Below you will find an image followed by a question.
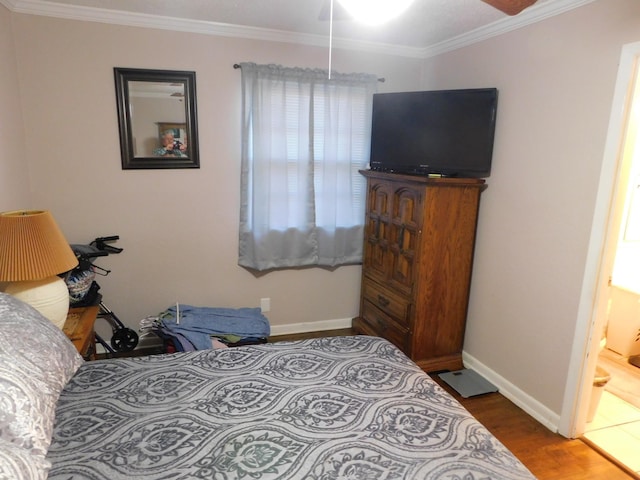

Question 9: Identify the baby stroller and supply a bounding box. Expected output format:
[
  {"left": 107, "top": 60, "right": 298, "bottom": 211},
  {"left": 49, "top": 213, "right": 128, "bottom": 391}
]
[{"left": 65, "top": 236, "right": 139, "bottom": 355}]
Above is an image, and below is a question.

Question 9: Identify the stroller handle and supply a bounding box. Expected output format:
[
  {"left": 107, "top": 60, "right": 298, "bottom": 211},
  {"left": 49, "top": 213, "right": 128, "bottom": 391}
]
[
  {"left": 71, "top": 235, "right": 122, "bottom": 274},
  {"left": 97, "top": 235, "right": 119, "bottom": 242},
  {"left": 91, "top": 236, "right": 123, "bottom": 254}
]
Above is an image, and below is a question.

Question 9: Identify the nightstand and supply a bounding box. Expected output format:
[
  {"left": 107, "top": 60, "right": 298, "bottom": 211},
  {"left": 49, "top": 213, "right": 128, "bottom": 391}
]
[{"left": 63, "top": 306, "right": 99, "bottom": 360}]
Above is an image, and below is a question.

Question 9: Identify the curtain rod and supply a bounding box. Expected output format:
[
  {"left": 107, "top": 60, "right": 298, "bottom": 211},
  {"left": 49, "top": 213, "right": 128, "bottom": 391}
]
[{"left": 233, "top": 64, "right": 385, "bottom": 82}]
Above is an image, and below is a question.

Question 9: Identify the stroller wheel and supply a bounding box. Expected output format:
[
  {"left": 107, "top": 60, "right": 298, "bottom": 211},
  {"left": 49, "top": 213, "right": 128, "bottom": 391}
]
[{"left": 111, "top": 328, "right": 139, "bottom": 352}]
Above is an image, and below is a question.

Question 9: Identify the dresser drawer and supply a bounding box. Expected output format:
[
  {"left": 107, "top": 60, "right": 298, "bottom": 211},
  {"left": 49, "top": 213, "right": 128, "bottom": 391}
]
[
  {"left": 361, "top": 301, "right": 410, "bottom": 352},
  {"left": 362, "top": 278, "right": 411, "bottom": 326}
]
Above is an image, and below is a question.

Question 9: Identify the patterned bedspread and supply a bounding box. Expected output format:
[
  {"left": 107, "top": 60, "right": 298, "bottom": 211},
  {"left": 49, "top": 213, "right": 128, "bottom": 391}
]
[{"left": 46, "top": 336, "right": 536, "bottom": 479}]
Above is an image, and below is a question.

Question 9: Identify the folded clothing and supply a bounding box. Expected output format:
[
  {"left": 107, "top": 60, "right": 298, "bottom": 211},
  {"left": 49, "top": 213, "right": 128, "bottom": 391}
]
[{"left": 157, "top": 304, "right": 270, "bottom": 350}]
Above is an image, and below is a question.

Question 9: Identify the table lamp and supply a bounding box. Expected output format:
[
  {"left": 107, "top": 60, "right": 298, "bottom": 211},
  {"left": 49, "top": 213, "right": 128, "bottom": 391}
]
[{"left": 0, "top": 210, "right": 78, "bottom": 329}]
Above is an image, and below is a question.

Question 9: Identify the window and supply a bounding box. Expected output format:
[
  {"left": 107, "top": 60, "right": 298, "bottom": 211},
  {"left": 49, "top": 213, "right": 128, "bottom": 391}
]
[{"left": 238, "top": 63, "right": 378, "bottom": 271}]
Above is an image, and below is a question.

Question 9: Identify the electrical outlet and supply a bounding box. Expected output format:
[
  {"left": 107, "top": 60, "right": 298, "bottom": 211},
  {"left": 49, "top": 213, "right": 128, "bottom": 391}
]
[{"left": 260, "top": 297, "right": 271, "bottom": 312}]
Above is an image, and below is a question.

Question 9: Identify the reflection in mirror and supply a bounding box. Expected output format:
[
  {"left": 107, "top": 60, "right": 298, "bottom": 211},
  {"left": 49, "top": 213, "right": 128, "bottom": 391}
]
[
  {"left": 114, "top": 68, "right": 199, "bottom": 169},
  {"left": 154, "top": 122, "right": 188, "bottom": 157},
  {"left": 129, "top": 81, "right": 187, "bottom": 157}
]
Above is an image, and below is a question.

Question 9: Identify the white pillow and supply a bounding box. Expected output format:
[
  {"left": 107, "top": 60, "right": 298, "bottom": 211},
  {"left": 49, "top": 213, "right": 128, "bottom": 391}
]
[
  {"left": 0, "top": 438, "right": 51, "bottom": 480},
  {"left": 0, "top": 292, "right": 83, "bottom": 455}
]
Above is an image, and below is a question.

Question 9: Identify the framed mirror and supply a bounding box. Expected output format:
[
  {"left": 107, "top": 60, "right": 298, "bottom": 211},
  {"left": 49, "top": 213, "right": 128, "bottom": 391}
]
[{"left": 114, "top": 68, "right": 199, "bottom": 169}]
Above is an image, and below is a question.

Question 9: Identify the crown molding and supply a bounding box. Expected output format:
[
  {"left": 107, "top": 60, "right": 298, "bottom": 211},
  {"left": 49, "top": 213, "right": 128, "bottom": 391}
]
[
  {"left": 3, "top": 0, "right": 595, "bottom": 59},
  {"left": 421, "top": 0, "right": 597, "bottom": 58},
  {"left": 0, "top": 0, "right": 20, "bottom": 10},
  {"left": 4, "top": 0, "right": 426, "bottom": 58}
]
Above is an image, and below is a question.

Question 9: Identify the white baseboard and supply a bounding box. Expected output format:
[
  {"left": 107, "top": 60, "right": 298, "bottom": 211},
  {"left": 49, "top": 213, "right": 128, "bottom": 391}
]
[
  {"left": 270, "top": 317, "right": 353, "bottom": 336},
  {"left": 462, "top": 351, "right": 561, "bottom": 434}
]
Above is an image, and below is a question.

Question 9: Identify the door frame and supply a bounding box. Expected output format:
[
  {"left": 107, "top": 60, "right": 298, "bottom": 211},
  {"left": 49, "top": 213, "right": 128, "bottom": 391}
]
[{"left": 559, "top": 41, "right": 640, "bottom": 438}]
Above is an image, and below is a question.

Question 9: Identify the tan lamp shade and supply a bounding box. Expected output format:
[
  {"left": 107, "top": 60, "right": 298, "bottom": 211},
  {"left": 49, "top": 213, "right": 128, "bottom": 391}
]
[{"left": 0, "top": 210, "right": 78, "bottom": 282}]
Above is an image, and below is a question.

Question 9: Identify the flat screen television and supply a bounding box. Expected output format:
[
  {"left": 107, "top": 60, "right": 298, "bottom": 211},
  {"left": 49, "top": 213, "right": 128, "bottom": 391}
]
[{"left": 369, "top": 88, "right": 498, "bottom": 178}]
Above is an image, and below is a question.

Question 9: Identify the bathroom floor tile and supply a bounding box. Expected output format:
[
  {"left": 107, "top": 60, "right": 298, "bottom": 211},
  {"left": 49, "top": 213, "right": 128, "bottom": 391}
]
[
  {"left": 586, "top": 391, "right": 640, "bottom": 431},
  {"left": 620, "top": 420, "right": 640, "bottom": 440},
  {"left": 586, "top": 391, "right": 640, "bottom": 432},
  {"left": 584, "top": 350, "right": 640, "bottom": 475},
  {"left": 583, "top": 426, "right": 640, "bottom": 473}
]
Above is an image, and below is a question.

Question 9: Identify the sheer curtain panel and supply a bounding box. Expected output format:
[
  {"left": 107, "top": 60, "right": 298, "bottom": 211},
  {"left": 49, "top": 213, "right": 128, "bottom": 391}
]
[{"left": 239, "top": 63, "right": 378, "bottom": 271}]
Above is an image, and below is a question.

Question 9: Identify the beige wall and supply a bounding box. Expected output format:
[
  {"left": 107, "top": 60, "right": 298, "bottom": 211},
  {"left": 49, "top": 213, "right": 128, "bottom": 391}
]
[
  {"left": 0, "top": 3, "right": 30, "bottom": 209},
  {"left": 9, "top": 13, "right": 422, "bottom": 334},
  {"left": 421, "top": 0, "right": 640, "bottom": 414}
]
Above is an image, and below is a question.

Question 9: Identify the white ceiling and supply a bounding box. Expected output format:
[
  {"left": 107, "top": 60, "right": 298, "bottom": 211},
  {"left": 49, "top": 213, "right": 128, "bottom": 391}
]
[{"left": 1, "top": 0, "right": 595, "bottom": 57}]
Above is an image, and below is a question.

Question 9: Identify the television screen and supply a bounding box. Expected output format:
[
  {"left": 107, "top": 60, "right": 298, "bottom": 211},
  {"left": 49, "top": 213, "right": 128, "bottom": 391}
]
[{"left": 369, "top": 88, "right": 498, "bottom": 178}]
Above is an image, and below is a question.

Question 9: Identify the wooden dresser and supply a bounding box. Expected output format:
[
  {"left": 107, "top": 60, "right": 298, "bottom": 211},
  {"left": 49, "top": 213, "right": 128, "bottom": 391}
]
[{"left": 353, "top": 170, "right": 486, "bottom": 372}]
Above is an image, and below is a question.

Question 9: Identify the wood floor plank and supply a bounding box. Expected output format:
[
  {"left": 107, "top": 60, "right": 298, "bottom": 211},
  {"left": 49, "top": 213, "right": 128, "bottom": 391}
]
[{"left": 431, "top": 375, "right": 633, "bottom": 479}]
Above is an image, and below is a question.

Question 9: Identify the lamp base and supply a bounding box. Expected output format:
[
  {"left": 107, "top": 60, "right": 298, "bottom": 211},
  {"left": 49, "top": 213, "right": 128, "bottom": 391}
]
[{"left": 5, "top": 277, "right": 69, "bottom": 329}]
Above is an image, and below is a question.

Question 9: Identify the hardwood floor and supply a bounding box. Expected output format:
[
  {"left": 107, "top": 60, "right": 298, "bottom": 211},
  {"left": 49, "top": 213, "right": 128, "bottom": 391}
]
[
  {"left": 433, "top": 376, "right": 633, "bottom": 479},
  {"left": 269, "top": 329, "right": 633, "bottom": 479}
]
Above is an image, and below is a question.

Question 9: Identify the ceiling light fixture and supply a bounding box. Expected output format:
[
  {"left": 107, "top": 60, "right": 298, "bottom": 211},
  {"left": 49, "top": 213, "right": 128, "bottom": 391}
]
[
  {"left": 336, "top": 0, "right": 415, "bottom": 25},
  {"left": 327, "top": 0, "right": 414, "bottom": 78}
]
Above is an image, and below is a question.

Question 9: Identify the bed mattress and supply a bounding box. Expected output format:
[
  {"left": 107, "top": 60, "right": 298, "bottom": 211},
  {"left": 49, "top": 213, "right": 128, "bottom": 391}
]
[{"left": 46, "top": 335, "right": 536, "bottom": 479}]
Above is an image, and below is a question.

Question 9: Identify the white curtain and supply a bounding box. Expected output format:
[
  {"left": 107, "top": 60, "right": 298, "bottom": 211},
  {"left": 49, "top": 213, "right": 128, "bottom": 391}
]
[{"left": 239, "top": 63, "right": 378, "bottom": 271}]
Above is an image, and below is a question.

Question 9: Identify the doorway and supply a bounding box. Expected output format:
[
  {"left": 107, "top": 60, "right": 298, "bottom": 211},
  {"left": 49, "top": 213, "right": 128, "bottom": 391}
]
[{"left": 571, "top": 42, "right": 640, "bottom": 475}]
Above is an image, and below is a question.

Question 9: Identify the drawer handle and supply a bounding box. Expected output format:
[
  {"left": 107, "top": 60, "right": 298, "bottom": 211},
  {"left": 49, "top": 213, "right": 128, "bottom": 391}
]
[{"left": 377, "top": 294, "right": 390, "bottom": 307}]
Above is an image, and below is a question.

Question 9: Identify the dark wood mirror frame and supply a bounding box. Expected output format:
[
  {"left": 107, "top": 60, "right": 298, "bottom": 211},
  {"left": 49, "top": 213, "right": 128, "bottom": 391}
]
[{"left": 114, "top": 67, "right": 200, "bottom": 169}]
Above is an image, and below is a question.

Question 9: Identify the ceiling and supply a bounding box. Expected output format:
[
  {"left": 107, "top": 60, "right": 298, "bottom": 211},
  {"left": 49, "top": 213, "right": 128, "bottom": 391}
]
[{"left": 1, "top": 0, "right": 594, "bottom": 57}]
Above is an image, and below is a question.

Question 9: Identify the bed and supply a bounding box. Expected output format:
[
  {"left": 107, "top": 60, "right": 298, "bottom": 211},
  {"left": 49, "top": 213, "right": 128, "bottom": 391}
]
[{"left": 0, "top": 292, "right": 537, "bottom": 479}]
